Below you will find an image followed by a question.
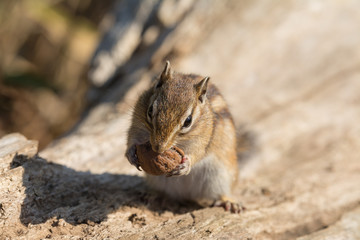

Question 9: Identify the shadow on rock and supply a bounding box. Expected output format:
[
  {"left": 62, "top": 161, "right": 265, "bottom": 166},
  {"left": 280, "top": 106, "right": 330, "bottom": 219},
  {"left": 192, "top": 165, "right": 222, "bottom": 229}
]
[{"left": 11, "top": 154, "right": 201, "bottom": 226}]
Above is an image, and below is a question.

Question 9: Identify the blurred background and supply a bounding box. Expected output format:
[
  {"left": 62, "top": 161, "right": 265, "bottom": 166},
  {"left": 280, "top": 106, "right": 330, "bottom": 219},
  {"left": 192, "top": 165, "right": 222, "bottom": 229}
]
[
  {"left": 1, "top": 0, "right": 360, "bottom": 152},
  {"left": 0, "top": 0, "right": 115, "bottom": 149}
]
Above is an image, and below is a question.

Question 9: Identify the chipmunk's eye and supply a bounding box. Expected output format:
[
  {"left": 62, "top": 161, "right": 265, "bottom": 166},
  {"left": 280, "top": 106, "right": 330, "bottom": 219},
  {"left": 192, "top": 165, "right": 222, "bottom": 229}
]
[
  {"left": 147, "top": 105, "right": 153, "bottom": 120},
  {"left": 183, "top": 115, "right": 192, "bottom": 128}
]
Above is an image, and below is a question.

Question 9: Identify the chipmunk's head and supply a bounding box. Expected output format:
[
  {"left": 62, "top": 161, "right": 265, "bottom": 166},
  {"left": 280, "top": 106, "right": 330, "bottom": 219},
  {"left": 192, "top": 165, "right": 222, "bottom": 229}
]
[{"left": 146, "top": 61, "right": 210, "bottom": 153}]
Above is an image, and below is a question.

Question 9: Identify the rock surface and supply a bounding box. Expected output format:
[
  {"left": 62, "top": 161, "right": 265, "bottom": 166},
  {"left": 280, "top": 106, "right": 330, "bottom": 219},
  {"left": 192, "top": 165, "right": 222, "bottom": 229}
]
[{"left": 1, "top": 0, "right": 360, "bottom": 239}]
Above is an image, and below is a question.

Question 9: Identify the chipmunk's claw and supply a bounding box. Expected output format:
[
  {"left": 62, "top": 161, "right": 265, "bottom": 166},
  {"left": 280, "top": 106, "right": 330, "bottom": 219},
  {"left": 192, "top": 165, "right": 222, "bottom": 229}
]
[
  {"left": 135, "top": 163, "right": 142, "bottom": 171},
  {"left": 166, "top": 155, "right": 191, "bottom": 177},
  {"left": 212, "top": 198, "right": 246, "bottom": 214},
  {"left": 126, "top": 145, "right": 142, "bottom": 171}
]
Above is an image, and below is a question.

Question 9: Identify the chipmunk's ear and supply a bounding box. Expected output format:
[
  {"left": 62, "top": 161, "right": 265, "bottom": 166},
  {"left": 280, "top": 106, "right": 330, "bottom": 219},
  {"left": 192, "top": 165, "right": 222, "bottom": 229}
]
[
  {"left": 161, "top": 60, "right": 172, "bottom": 79},
  {"left": 195, "top": 77, "right": 210, "bottom": 103},
  {"left": 156, "top": 61, "right": 172, "bottom": 88}
]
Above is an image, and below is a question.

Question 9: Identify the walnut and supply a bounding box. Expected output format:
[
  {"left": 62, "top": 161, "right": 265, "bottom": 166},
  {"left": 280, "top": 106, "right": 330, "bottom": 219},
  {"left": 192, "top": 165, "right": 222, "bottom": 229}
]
[{"left": 136, "top": 142, "right": 184, "bottom": 175}]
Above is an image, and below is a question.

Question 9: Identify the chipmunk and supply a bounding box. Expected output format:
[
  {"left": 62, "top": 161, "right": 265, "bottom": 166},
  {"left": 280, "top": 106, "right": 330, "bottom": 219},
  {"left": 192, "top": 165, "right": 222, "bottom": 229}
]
[{"left": 125, "top": 61, "right": 242, "bottom": 213}]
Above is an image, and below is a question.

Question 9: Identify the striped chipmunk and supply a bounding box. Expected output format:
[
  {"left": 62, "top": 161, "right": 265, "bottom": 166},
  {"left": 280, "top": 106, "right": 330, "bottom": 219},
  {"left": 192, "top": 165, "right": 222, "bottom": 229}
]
[{"left": 125, "top": 61, "right": 243, "bottom": 213}]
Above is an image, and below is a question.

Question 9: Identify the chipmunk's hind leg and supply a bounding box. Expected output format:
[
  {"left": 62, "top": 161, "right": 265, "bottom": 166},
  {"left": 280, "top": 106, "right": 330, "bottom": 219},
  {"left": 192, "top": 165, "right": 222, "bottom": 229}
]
[{"left": 212, "top": 195, "right": 245, "bottom": 214}]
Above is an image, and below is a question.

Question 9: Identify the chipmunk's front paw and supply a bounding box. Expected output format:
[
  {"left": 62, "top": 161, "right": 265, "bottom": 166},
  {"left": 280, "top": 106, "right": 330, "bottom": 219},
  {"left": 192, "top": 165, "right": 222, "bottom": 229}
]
[
  {"left": 166, "top": 155, "right": 191, "bottom": 177},
  {"left": 125, "top": 145, "right": 142, "bottom": 171},
  {"left": 212, "top": 196, "right": 246, "bottom": 214}
]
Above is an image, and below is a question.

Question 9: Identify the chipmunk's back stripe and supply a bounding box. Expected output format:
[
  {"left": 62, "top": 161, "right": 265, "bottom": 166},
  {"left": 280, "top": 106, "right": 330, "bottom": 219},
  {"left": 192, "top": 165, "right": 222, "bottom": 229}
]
[
  {"left": 207, "top": 84, "right": 221, "bottom": 100},
  {"left": 215, "top": 108, "right": 232, "bottom": 121},
  {"left": 207, "top": 84, "right": 233, "bottom": 122}
]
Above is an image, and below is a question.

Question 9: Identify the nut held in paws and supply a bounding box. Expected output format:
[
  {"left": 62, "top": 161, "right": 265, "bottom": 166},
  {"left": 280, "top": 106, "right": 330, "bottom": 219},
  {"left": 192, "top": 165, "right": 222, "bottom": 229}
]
[{"left": 135, "top": 142, "right": 184, "bottom": 175}]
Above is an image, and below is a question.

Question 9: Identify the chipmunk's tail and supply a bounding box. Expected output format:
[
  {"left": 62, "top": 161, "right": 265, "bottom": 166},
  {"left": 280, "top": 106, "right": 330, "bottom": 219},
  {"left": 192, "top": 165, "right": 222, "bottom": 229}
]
[{"left": 235, "top": 125, "right": 258, "bottom": 168}]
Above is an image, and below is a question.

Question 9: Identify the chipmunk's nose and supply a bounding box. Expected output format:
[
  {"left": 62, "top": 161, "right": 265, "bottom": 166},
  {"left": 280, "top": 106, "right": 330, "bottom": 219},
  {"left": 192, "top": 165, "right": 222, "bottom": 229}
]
[
  {"left": 152, "top": 144, "right": 167, "bottom": 154},
  {"left": 150, "top": 136, "right": 170, "bottom": 154}
]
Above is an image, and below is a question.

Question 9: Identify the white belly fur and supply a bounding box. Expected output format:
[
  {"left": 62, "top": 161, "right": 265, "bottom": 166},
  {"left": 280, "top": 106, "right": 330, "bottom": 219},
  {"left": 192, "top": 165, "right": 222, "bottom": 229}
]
[{"left": 146, "top": 154, "right": 232, "bottom": 201}]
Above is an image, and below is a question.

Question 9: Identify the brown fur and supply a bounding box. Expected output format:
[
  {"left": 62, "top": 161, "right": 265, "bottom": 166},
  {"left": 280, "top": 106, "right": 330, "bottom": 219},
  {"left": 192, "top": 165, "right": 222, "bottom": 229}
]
[{"left": 126, "top": 62, "right": 239, "bottom": 211}]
